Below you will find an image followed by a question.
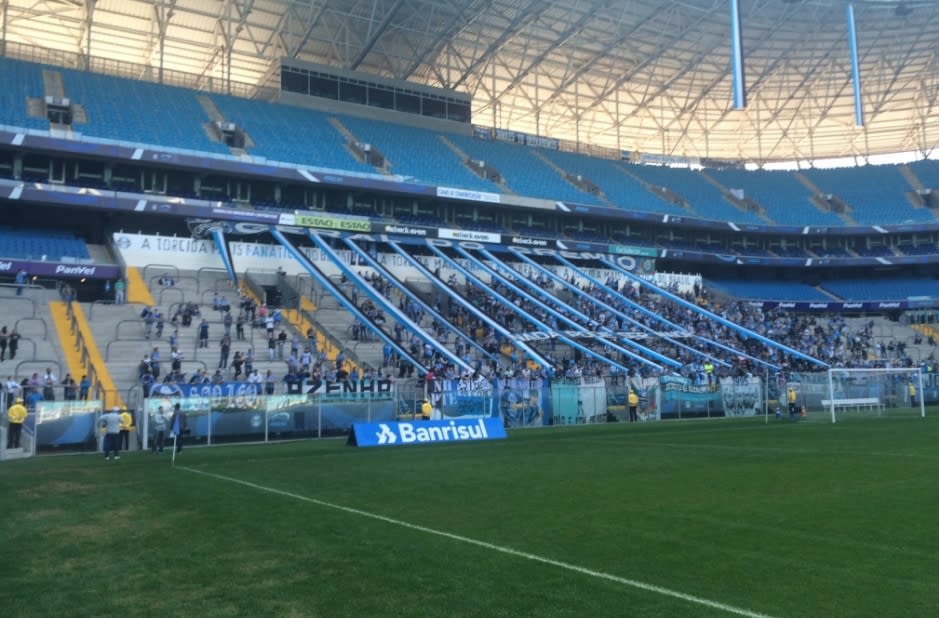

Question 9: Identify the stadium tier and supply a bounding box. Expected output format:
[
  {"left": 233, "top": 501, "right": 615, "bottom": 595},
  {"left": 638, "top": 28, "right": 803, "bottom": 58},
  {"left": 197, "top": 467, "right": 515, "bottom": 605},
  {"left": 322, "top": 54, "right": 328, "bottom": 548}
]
[
  {"left": 337, "top": 115, "right": 500, "bottom": 192},
  {"left": 802, "top": 165, "right": 937, "bottom": 225},
  {"left": 210, "top": 94, "right": 374, "bottom": 173},
  {"left": 820, "top": 277, "right": 939, "bottom": 301},
  {"left": 704, "top": 279, "right": 832, "bottom": 301},
  {"left": 537, "top": 149, "right": 684, "bottom": 214},
  {"left": 625, "top": 164, "right": 764, "bottom": 224},
  {"left": 707, "top": 168, "right": 845, "bottom": 227},
  {"left": 446, "top": 133, "right": 605, "bottom": 205},
  {"left": 0, "top": 57, "right": 47, "bottom": 131}
]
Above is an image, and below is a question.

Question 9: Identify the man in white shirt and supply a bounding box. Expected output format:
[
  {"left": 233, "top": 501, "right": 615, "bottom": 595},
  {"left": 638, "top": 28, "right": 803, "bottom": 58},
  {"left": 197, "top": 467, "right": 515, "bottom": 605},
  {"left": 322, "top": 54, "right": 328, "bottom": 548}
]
[
  {"left": 4, "top": 376, "right": 20, "bottom": 408},
  {"left": 100, "top": 406, "right": 123, "bottom": 460}
]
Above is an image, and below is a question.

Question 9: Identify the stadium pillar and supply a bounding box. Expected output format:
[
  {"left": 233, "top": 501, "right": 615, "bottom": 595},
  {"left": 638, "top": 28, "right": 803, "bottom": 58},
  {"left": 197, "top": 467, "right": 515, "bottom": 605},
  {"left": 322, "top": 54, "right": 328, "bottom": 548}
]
[
  {"left": 730, "top": 0, "right": 746, "bottom": 109},
  {"left": 847, "top": 3, "right": 864, "bottom": 126}
]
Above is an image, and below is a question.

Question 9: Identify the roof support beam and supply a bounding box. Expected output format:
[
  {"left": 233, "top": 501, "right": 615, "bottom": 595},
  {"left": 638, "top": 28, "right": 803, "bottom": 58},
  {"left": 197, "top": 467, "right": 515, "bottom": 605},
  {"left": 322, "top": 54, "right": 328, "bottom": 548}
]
[{"left": 349, "top": 0, "right": 405, "bottom": 71}]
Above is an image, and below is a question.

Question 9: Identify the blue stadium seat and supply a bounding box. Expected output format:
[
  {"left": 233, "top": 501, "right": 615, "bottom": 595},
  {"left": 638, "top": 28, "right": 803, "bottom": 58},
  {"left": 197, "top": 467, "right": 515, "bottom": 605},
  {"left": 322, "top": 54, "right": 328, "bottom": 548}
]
[
  {"left": 820, "top": 277, "right": 939, "bottom": 301},
  {"left": 0, "top": 57, "right": 50, "bottom": 130},
  {"left": 0, "top": 227, "right": 90, "bottom": 261}
]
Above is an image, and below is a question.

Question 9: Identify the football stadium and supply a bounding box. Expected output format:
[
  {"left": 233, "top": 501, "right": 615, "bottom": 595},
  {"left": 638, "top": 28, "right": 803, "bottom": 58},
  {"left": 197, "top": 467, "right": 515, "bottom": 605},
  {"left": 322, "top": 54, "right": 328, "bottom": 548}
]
[{"left": 1, "top": 0, "right": 939, "bottom": 615}]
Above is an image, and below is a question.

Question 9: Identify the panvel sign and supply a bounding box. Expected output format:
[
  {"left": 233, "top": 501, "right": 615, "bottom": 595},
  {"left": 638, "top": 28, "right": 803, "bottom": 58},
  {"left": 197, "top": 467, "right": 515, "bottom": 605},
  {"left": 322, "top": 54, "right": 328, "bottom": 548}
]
[{"left": 348, "top": 417, "right": 507, "bottom": 448}]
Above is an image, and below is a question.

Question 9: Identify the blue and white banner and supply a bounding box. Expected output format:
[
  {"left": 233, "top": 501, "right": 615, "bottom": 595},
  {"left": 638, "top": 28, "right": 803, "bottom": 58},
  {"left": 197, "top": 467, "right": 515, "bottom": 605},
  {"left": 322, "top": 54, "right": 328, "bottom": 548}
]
[{"left": 349, "top": 417, "right": 507, "bottom": 448}]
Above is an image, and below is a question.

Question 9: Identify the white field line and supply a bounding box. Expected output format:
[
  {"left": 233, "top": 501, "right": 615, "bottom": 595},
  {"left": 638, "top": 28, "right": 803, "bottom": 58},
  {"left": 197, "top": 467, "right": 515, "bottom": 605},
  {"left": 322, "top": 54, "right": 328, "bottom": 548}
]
[{"left": 179, "top": 465, "right": 778, "bottom": 618}]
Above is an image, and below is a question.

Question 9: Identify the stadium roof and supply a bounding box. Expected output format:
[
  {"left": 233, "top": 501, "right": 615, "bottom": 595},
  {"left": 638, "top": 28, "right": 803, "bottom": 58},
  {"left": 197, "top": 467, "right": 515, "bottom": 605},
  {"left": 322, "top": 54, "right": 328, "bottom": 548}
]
[{"left": 3, "top": 0, "right": 939, "bottom": 164}]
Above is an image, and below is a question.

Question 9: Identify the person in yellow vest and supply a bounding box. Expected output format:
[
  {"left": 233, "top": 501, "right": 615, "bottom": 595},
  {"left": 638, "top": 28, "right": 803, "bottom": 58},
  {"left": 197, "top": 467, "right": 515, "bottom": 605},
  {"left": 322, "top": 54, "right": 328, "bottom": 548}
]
[
  {"left": 420, "top": 399, "right": 433, "bottom": 420},
  {"left": 787, "top": 386, "right": 798, "bottom": 421},
  {"left": 703, "top": 361, "right": 714, "bottom": 390},
  {"left": 6, "top": 397, "right": 27, "bottom": 449},
  {"left": 119, "top": 409, "right": 134, "bottom": 451},
  {"left": 908, "top": 382, "right": 917, "bottom": 407},
  {"left": 627, "top": 389, "right": 639, "bottom": 423}
]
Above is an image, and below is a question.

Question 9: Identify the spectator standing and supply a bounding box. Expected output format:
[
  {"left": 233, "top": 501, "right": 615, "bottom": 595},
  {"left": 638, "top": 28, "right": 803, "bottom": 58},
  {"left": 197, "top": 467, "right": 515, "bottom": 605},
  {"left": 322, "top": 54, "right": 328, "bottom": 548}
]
[
  {"left": 15, "top": 269, "right": 26, "bottom": 296},
  {"left": 198, "top": 319, "right": 210, "bottom": 348},
  {"left": 62, "top": 374, "right": 78, "bottom": 401},
  {"left": 219, "top": 334, "right": 231, "bottom": 369},
  {"left": 5, "top": 376, "right": 21, "bottom": 408},
  {"left": 267, "top": 334, "right": 276, "bottom": 361},
  {"left": 78, "top": 374, "right": 91, "bottom": 400},
  {"left": 236, "top": 313, "right": 246, "bottom": 341},
  {"left": 100, "top": 407, "right": 123, "bottom": 460},
  {"left": 151, "top": 406, "right": 168, "bottom": 454},
  {"left": 0, "top": 326, "right": 7, "bottom": 361},
  {"left": 114, "top": 279, "right": 126, "bottom": 304},
  {"left": 6, "top": 329, "right": 17, "bottom": 360}
]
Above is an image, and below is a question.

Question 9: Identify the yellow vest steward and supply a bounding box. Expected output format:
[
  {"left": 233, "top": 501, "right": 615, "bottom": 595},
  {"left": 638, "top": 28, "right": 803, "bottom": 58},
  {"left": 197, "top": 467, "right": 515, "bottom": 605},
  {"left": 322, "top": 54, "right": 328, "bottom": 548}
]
[
  {"left": 628, "top": 392, "right": 639, "bottom": 406},
  {"left": 119, "top": 411, "right": 133, "bottom": 431},
  {"left": 7, "top": 403, "right": 27, "bottom": 424},
  {"left": 787, "top": 389, "right": 797, "bottom": 403}
]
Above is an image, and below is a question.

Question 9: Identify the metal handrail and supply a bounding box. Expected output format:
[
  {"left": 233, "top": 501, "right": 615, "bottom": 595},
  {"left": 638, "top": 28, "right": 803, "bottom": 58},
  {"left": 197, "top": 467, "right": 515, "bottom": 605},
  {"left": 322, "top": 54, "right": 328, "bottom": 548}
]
[
  {"left": 14, "top": 359, "right": 63, "bottom": 381},
  {"left": 1, "top": 294, "right": 37, "bottom": 318},
  {"left": 196, "top": 267, "right": 232, "bottom": 293},
  {"left": 87, "top": 299, "right": 116, "bottom": 321},
  {"left": 114, "top": 319, "right": 146, "bottom": 340},
  {"left": 6, "top": 337, "right": 37, "bottom": 363},
  {"left": 105, "top": 338, "right": 153, "bottom": 362},
  {"left": 142, "top": 263, "right": 180, "bottom": 284},
  {"left": 157, "top": 286, "right": 186, "bottom": 306},
  {"left": 13, "top": 317, "right": 48, "bottom": 340}
]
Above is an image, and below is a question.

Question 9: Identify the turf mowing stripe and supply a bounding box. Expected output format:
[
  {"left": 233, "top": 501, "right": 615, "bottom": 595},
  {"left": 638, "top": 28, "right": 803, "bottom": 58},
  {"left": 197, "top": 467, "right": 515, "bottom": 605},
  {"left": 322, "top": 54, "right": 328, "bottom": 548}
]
[{"left": 180, "top": 465, "right": 777, "bottom": 618}]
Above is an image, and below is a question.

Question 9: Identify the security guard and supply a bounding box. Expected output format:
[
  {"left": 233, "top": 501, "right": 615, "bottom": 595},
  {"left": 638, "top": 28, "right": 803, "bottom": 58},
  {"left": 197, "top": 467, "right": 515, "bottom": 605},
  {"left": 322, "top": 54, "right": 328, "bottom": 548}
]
[
  {"left": 119, "top": 408, "right": 134, "bottom": 451},
  {"left": 787, "top": 386, "right": 798, "bottom": 421},
  {"left": 420, "top": 399, "right": 433, "bottom": 420},
  {"left": 7, "top": 397, "right": 27, "bottom": 449},
  {"left": 627, "top": 389, "right": 639, "bottom": 423}
]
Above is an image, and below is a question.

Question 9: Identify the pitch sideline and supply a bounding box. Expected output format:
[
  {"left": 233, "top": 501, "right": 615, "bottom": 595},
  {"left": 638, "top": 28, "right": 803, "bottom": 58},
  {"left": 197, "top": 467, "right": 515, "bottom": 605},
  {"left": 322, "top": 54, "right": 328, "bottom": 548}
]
[{"left": 180, "top": 465, "right": 777, "bottom": 618}]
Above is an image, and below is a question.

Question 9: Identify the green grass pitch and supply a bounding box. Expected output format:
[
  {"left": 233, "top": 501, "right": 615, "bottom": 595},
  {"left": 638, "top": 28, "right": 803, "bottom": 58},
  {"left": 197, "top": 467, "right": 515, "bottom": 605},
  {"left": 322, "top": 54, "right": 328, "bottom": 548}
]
[{"left": 2, "top": 415, "right": 938, "bottom": 617}]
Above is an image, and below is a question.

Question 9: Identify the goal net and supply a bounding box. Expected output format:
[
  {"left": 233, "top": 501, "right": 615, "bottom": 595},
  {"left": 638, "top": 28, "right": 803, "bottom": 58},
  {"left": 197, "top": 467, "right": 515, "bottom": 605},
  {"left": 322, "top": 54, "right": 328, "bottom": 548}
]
[{"left": 788, "top": 368, "right": 926, "bottom": 423}]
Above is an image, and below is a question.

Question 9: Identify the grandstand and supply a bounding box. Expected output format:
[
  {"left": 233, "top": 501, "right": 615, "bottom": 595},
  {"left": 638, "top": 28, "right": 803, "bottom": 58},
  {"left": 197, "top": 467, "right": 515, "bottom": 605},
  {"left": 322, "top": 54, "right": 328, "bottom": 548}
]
[{"left": 6, "top": 2, "right": 939, "bottom": 616}]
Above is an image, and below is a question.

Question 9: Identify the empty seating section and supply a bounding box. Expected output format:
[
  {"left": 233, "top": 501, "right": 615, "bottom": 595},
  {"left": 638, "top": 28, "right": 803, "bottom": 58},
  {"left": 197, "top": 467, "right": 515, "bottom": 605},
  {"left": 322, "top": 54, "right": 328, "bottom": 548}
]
[
  {"left": 212, "top": 95, "right": 373, "bottom": 173},
  {"left": 820, "top": 278, "right": 939, "bottom": 301},
  {"left": 446, "top": 135, "right": 602, "bottom": 204},
  {"left": 0, "top": 227, "right": 90, "bottom": 261},
  {"left": 803, "top": 165, "right": 935, "bottom": 225},
  {"left": 705, "top": 279, "right": 831, "bottom": 301},
  {"left": 899, "top": 243, "right": 938, "bottom": 256},
  {"left": 709, "top": 169, "right": 843, "bottom": 226},
  {"left": 58, "top": 69, "right": 229, "bottom": 154},
  {"left": 907, "top": 160, "right": 939, "bottom": 189},
  {"left": 627, "top": 165, "right": 763, "bottom": 224},
  {"left": 0, "top": 57, "right": 47, "bottom": 130},
  {"left": 536, "top": 149, "right": 683, "bottom": 214},
  {"left": 338, "top": 116, "right": 500, "bottom": 192}
]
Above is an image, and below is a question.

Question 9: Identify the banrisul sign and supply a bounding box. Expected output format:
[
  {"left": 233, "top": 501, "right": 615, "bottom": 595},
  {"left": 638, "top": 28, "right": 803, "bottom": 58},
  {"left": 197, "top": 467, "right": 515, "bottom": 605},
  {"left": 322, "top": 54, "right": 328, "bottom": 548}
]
[{"left": 348, "top": 418, "right": 506, "bottom": 448}]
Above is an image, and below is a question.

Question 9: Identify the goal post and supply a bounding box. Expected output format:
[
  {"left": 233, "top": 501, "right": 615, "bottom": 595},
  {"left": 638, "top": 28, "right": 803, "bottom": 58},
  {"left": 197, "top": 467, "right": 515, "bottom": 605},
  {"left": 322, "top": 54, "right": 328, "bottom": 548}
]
[{"left": 790, "top": 367, "right": 926, "bottom": 423}]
